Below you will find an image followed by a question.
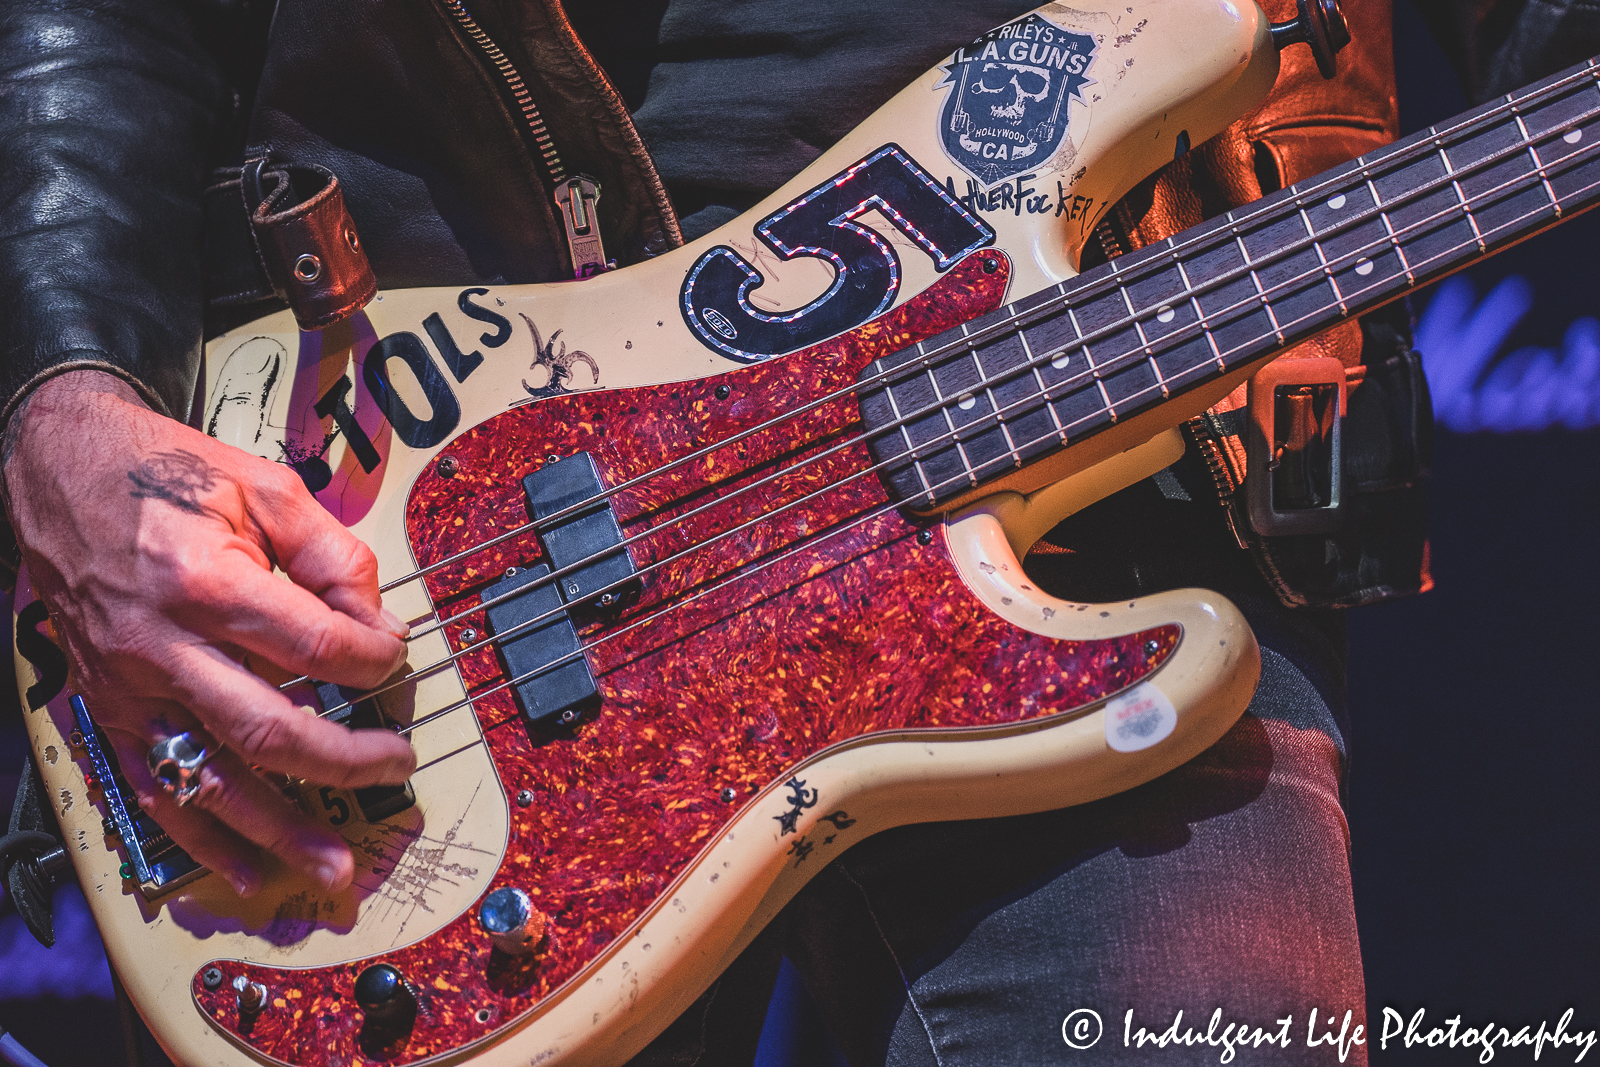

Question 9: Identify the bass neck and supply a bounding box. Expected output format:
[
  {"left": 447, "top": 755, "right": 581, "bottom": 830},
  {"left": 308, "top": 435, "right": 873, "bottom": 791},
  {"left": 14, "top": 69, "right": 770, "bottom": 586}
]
[{"left": 860, "top": 57, "right": 1600, "bottom": 509}]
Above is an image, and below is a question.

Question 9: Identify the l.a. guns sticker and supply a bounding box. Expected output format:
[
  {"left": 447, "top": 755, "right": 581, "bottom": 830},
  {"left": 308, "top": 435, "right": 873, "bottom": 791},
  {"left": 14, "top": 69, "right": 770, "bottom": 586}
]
[{"left": 938, "top": 14, "right": 1096, "bottom": 188}]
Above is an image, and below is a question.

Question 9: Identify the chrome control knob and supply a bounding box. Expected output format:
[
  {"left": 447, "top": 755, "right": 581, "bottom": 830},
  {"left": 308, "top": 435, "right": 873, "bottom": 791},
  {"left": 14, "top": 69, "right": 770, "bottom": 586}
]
[
  {"left": 232, "top": 975, "right": 269, "bottom": 1015},
  {"left": 479, "top": 886, "right": 546, "bottom": 956}
]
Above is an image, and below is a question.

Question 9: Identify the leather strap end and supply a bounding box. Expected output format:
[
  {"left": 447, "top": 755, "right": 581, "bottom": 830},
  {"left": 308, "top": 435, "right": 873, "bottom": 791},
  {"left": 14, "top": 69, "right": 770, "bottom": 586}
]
[{"left": 246, "top": 162, "right": 377, "bottom": 331}]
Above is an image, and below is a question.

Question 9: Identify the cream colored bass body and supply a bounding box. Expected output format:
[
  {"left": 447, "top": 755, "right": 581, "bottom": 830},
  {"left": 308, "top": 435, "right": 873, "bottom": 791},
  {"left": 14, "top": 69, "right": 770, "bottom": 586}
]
[{"left": 14, "top": 4, "right": 1281, "bottom": 1064}]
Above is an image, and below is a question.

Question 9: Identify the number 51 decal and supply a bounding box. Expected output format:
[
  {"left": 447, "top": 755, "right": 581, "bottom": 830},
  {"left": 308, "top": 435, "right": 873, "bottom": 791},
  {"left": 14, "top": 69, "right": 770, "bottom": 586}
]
[{"left": 681, "top": 144, "right": 994, "bottom": 363}]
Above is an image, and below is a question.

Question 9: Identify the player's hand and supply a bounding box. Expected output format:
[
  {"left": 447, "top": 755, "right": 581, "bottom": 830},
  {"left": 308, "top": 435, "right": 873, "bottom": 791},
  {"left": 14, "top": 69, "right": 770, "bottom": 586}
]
[{"left": 4, "top": 369, "right": 415, "bottom": 897}]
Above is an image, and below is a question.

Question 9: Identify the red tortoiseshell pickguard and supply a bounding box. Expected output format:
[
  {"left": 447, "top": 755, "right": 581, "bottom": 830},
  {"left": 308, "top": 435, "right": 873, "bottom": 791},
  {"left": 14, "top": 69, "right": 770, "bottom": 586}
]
[{"left": 193, "top": 253, "right": 1179, "bottom": 1066}]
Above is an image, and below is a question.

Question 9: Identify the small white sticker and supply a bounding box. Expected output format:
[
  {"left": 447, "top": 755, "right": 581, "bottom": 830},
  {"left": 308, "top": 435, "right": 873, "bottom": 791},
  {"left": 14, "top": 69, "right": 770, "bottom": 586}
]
[{"left": 1104, "top": 683, "right": 1177, "bottom": 752}]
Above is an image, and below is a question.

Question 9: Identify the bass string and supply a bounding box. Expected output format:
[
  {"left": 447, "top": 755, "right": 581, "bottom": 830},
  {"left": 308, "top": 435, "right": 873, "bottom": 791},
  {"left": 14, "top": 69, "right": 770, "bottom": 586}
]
[
  {"left": 356, "top": 63, "right": 1600, "bottom": 605},
  {"left": 376, "top": 97, "right": 1600, "bottom": 666},
  {"left": 303, "top": 116, "right": 1600, "bottom": 721},
  {"left": 386, "top": 401, "right": 1151, "bottom": 739},
  {"left": 356, "top": 64, "right": 1600, "bottom": 627},
  {"left": 334, "top": 148, "right": 1597, "bottom": 733}
]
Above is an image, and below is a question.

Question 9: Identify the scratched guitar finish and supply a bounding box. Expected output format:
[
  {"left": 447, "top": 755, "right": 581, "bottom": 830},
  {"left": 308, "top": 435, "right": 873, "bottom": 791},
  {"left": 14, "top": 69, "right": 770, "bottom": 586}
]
[
  {"left": 189, "top": 254, "right": 1181, "bottom": 1066},
  {"left": 20, "top": 0, "right": 1600, "bottom": 1061}
]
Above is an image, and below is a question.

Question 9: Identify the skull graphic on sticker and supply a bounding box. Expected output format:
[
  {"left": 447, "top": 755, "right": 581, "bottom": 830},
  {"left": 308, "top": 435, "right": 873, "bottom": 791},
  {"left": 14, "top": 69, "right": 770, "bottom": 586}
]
[{"left": 937, "top": 14, "right": 1097, "bottom": 188}]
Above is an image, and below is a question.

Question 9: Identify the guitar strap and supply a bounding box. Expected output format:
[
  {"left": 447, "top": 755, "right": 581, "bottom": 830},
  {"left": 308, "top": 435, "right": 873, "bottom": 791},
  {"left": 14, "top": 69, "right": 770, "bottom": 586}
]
[{"left": 1069, "top": 0, "right": 1434, "bottom": 609}]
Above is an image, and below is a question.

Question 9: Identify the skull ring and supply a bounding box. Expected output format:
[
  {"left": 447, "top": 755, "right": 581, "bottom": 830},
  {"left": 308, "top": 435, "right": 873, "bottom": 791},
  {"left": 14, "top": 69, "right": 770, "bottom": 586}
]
[{"left": 146, "top": 733, "right": 217, "bottom": 806}]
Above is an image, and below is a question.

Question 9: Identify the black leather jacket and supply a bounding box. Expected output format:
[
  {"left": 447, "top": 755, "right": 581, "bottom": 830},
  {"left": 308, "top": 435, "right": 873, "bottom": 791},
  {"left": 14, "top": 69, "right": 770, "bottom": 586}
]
[
  {"left": 2, "top": 0, "right": 1591, "bottom": 610},
  {"left": 0, "top": 0, "right": 683, "bottom": 428},
  {"left": 4, "top": 0, "right": 1592, "bottom": 428}
]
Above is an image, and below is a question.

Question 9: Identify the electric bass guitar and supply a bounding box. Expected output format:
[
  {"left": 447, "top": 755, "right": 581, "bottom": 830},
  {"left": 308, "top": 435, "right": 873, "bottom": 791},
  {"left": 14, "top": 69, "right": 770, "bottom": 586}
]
[{"left": 13, "top": 0, "right": 1600, "bottom": 1062}]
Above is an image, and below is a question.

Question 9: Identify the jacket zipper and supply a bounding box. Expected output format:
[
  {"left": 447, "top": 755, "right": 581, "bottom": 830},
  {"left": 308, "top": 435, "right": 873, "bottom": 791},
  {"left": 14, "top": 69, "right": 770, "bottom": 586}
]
[{"left": 438, "top": 0, "right": 611, "bottom": 278}]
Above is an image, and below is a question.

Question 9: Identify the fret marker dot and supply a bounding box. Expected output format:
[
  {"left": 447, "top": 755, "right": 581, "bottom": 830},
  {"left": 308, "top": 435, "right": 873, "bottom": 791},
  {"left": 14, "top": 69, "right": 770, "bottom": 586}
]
[
  {"left": 957, "top": 393, "right": 977, "bottom": 411},
  {"left": 1156, "top": 305, "right": 1175, "bottom": 324},
  {"left": 1051, "top": 353, "right": 1071, "bottom": 370},
  {"left": 1564, "top": 128, "right": 1583, "bottom": 144},
  {"left": 1354, "top": 257, "right": 1374, "bottom": 276},
  {"left": 1327, "top": 194, "right": 1347, "bottom": 210}
]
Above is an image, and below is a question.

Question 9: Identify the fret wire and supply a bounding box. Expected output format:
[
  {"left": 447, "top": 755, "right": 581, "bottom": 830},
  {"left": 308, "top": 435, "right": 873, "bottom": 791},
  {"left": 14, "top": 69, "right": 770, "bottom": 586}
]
[
  {"left": 911, "top": 73, "right": 1600, "bottom": 389},
  {"left": 991, "top": 388, "right": 1026, "bottom": 469},
  {"left": 1090, "top": 360, "right": 1117, "bottom": 421},
  {"left": 890, "top": 345, "right": 936, "bottom": 500},
  {"left": 943, "top": 326, "right": 979, "bottom": 473},
  {"left": 366, "top": 77, "right": 1600, "bottom": 639},
  {"left": 1120, "top": 283, "right": 1154, "bottom": 351},
  {"left": 1440, "top": 140, "right": 1490, "bottom": 254},
  {"left": 1301, "top": 205, "right": 1350, "bottom": 315},
  {"left": 1119, "top": 283, "right": 1141, "bottom": 325},
  {"left": 1064, "top": 303, "right": 1091, "bottom": 378},
  {"left": 1148, "top": 352, "right": 1172, "bottom": 399},
  {"left": 1074, "top": 303, "right": 1120, "bottom": 421},
  {"left": 1513, "top": 110, "right": 1564, "bottom": 217},
  {"left": 1440, "top": 167, "right": 1600, "bottom": 261},
  {"left": 1017, "top": 330, "right": 1070, "bottom": 443},
  {"left": 879, "top": 91, "right": 1600, "bottom": 470},
  {"left": 1119, "top": 285, "right": 1172, "bottom": 398},
  {"left": 1236, "top": 233, "right": 1289, "bottom": 343},
  {"left": 924, "top": 355, "right": 981, "bottom": 488},
  {"left": 1173, "top": 256, "right": 1227, "bottom": 372},
  {"left": 977, "top": 136, "right": 1600, "bottom": 441},
  {"left": 1365, "top": 177, "right": 1420, "bottom": 284},
  {"left": 396, "top": 158, "right": 1600, "bottom": 700},
  {"left": 919, "top": 145, "right": 1600, "bottom": 480},
  {"left": 966, "top": 324, "right": 1026, "bottom": 468}
]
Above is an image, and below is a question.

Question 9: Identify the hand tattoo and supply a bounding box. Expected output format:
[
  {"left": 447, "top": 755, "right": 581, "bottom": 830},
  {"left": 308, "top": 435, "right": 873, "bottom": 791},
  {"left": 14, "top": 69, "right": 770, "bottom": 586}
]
[{"left": 128, "top": 450, "right": 221, "bottom": 517}]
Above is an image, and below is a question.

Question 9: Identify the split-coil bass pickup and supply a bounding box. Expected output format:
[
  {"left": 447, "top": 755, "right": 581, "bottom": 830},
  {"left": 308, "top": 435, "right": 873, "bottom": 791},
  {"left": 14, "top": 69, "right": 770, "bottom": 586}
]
[
  {"left": 312, "top": 683, "right": 417, "bottom": 822},
  {"left": 485, "top": 451, "right": 639, "bottom": 729},
  {"left": 523, "top": 451, "right": 638, "bottom": 612}
]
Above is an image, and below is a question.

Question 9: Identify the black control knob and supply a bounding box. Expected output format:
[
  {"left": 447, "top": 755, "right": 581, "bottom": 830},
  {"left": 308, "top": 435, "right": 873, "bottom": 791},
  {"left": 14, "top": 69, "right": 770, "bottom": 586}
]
[
  {"left": 1269, "top": 0, "right": 1351, "bottom": 79},
  {"left": 354, "top": 964, "right": 415, "bottom": 1025}
]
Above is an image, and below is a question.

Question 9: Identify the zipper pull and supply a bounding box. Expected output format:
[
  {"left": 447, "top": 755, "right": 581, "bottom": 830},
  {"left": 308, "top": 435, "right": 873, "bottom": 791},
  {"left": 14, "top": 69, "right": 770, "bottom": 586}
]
[{"left": 555, "top": 176, "right": 612, "bottom": 279}]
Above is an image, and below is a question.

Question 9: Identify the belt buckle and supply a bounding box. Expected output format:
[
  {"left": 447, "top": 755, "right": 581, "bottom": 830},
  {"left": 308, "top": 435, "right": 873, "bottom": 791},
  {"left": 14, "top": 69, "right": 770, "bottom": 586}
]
[{"left": 1245, "top": 356, "right": 1347, "bottom": 537}]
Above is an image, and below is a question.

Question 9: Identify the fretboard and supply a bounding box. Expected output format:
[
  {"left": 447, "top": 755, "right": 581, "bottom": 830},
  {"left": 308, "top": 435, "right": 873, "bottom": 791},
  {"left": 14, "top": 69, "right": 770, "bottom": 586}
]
[{"left": 860, "top": 57, "right": 1600, "bottom": 507}]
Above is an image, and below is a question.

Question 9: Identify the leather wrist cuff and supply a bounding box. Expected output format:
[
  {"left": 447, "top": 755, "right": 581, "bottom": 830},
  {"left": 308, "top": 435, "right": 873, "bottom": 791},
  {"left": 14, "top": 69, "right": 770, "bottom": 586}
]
[{"left": 205, "top": 160, "right": 377, "bottom": 331}]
